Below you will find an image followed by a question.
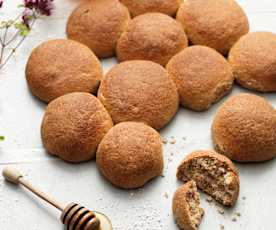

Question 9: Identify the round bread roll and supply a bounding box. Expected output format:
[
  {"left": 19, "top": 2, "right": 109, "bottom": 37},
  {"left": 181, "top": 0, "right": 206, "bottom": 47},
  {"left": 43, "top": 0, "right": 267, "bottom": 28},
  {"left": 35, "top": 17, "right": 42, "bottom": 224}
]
[
  {"left": 176, "top": 0, "right": 249, "bottom": 55},
  {"left": 172, "top": 181, "right": 204, "bottom": 230},
  {"left": 177, "top": 150, "right": 240, "bottom": 206},
  {"left": 67, "top": 0, "right": 130, "bottom": 58},
  {"left": 96, "top": 122, "right": 163, "bottom": 189},
  {"left": 120, "top": 0, "right": 181, "bottom": 17},
  {"left": 41, "top": 92, "right": 113, "bottom": 163},
  {"left": 116, "top": 13, "right": 188, "bottom": 66},
  {"left": 212, "top": 93, "right": 276, "bottom": 162},
  {"left": 166, "top": 45, "right": 234, "bottom": 111},
  {"left": 229, "top": 32, "right": 276, "bottom": 92},
  {"left": 98, "top": 60, "right": 179, "bottom": 130},
  {"left": 26, "top": 39, "right": 103, "bottom": 103}
]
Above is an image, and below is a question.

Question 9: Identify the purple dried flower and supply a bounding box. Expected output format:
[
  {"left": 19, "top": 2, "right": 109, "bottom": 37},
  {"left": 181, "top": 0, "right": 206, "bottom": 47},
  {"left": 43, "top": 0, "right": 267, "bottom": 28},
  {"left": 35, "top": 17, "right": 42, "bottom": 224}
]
[
  {"left": 24, "top": 0, "right": 54, "bottom": 16},
  {"left": 0, "top": 0, "right": 3, "bottom": 8},
  {"left": 22, "top": 8, "right": 33, "bottom": 28}
]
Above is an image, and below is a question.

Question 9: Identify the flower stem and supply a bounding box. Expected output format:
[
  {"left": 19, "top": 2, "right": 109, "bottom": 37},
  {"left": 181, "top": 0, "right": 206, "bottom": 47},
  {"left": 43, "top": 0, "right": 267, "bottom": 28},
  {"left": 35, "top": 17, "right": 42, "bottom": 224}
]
[{"left": 0, "top": 17, "right": 36, "bottom": 70}]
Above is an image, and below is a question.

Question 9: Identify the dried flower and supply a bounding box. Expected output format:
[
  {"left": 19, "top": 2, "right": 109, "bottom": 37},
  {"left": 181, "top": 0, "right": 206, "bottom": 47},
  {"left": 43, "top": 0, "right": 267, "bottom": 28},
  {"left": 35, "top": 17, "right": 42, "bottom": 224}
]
[
  {"left": 22, "top": 8, "right": 33, "bottom": 28},
  {"left": 24, "top": 0, "right": 54, "bottom": 16},
  {"left": 0, "top": 0, "right": 54, "bottom": 70}
]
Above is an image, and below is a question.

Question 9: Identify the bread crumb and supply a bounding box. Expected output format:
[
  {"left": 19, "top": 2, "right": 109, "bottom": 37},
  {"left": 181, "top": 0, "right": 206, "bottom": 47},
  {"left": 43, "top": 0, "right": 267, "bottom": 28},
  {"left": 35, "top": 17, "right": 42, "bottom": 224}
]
[
  {"left": 162, "top": 138, "right": 168, "bottom": 144},
  {"left": 205, "top": 196, "right": 213, "bottom": 203},
  {"left": 220, "top": 224, "right": 225, "bottom": 230},
  {"left": 218, "top": 208, "right": 224, "bottom": 215},
  {"left": 164, "top": 192, "right": 169, "bottom": 199},
  {"left": 169, "top": 139, "right": 176, "bottom": 144},
  {"left": 235, "top": 212, "right": 241, "bottom": 217}
]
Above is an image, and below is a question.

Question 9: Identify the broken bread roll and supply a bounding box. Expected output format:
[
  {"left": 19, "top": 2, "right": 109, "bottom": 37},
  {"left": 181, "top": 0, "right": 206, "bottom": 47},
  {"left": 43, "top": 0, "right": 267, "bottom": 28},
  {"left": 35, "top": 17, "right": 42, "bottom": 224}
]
[
  {"left": 177, "top": 150, "right": 240, "bottom": 206},
  {"left": 172, "top": 180, "right": 204, "bottom": 230}
]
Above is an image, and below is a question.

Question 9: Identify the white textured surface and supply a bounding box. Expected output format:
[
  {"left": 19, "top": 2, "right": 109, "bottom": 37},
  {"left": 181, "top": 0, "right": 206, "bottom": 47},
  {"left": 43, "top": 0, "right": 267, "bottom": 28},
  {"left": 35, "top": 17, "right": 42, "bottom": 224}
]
[{"left": 0, "top": 0, "right": 276, "bottom": 229}]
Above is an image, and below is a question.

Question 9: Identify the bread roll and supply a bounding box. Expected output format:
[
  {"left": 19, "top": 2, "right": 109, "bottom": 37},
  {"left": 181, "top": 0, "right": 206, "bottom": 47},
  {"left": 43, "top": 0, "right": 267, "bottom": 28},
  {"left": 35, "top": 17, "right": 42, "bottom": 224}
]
[
  {"left": 41, "top": 92, "right": 113, "bottom": 163},
  {"left": 26, "top": 39, "right": 103, "bottom": 102},
  {"left": 229, "top": 32, "right": 276, "bottom": 92},
  {"left": 98, "top": 60, "right": 179, "bottom": 130},
  {"left": 167, "top": 45, "right": 233, "bottom": 111},
  {"left": 67, "top": 0, "right": 130, "bottom": 58},
  {"left": 212, "top": 93, "right": 276, "bottom": 162},
  {"left": 116, "top": 13, "right": 188, "bottom": 66},
  {"left": 96, "top": 122, "right": 163, "bottom": 189},
  {"left": 176, "top": 0, "right": 249, "bottom": 55}
]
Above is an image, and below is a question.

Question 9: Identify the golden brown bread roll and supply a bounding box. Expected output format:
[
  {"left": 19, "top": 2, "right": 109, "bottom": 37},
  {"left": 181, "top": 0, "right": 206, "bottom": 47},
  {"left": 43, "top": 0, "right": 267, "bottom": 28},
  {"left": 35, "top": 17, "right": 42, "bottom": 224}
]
[
  {"left": 26, "top": 39, "right": 103, "bottom": 103},
  {"left": 177, "top": 150, "right": 240, "bottom": 206},
  {"left": 41, "top": 92, "right": 113, "bottom": 163},
  {"left": 116, "top": 12, "right": 188, "bottom": 66},
  {"left": 229, "top": 32, "right": 276, "bottom": 92},
  {"left": 120, "top": 0, "right": 181, "bottom": 17},
  {"left": 172, "top": 181, "right": 204, "bottom": 230},
  {"left": 67, "top": 0, "right": 130, "bottom": 58},
  {"left": 212, "top": 93, "right": 276, "bottom": 162},
  {"left": 98, "top": 60, "right": 179, "bottom": 130},
  {"left": 176, "top": 0, "right": 249, "bottom": 55},
  {"left": 96, "top": 122, "right": 163, "bottom": 189},
  {"left": 166, "top": 45, "right": 234, "bottom": 111}
]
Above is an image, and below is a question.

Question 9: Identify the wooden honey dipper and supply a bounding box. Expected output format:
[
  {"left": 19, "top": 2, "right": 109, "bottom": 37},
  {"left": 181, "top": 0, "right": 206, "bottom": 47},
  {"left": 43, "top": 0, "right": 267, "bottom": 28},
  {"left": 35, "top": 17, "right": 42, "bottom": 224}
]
[{"left": 2, "top": 166, "right": 112, "bottom": 230}]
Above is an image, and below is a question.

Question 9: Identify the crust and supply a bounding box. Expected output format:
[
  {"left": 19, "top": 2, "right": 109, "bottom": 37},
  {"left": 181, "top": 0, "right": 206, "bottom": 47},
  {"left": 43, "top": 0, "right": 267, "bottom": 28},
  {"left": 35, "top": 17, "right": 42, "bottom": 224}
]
[
  {"left": 116, "top": 12, "right": 188, "bottom": 66},
  {"left": 96, "top": 122, "right": 163, "bottom": 189},
  {"left": 212, "top": 93, "right": 276, "bottom": 162},
  {"left": 98, "top": 60, "right": 179, "bottom": 130},
  {"left": 176, "top": 0, "right": 249, "bottom": 55},
  {"left": 66, "top": 0, "right": 130, "bottom": 58},
  {"left": 25, "top": 39, "right": 103, "bottom": 103},
  {"left": 120, "top": 0, "right": 181, "bottom": 17},
  {"left": 41, "top": 92, "right": 113, "bottom": 163},
  {"left": 166, "top": 45, "right": 234, "bottom": 111},
  {"left": 228, "top": 32, "right": 276, "bottom": 92}
]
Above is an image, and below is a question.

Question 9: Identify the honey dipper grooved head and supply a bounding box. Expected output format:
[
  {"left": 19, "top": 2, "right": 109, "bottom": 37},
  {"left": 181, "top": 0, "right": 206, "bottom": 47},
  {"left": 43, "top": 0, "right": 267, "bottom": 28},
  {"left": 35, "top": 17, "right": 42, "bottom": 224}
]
[{"left": 61, "top": 203, "right": 101, "bottom": 230}]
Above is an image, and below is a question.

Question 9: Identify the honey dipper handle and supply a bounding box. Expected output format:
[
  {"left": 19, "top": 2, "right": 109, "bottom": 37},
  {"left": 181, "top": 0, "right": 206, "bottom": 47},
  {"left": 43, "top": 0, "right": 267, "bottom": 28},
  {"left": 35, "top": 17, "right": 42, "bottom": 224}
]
[{"left": 2, "top": 166, "right": 65, "bottom": 211}]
